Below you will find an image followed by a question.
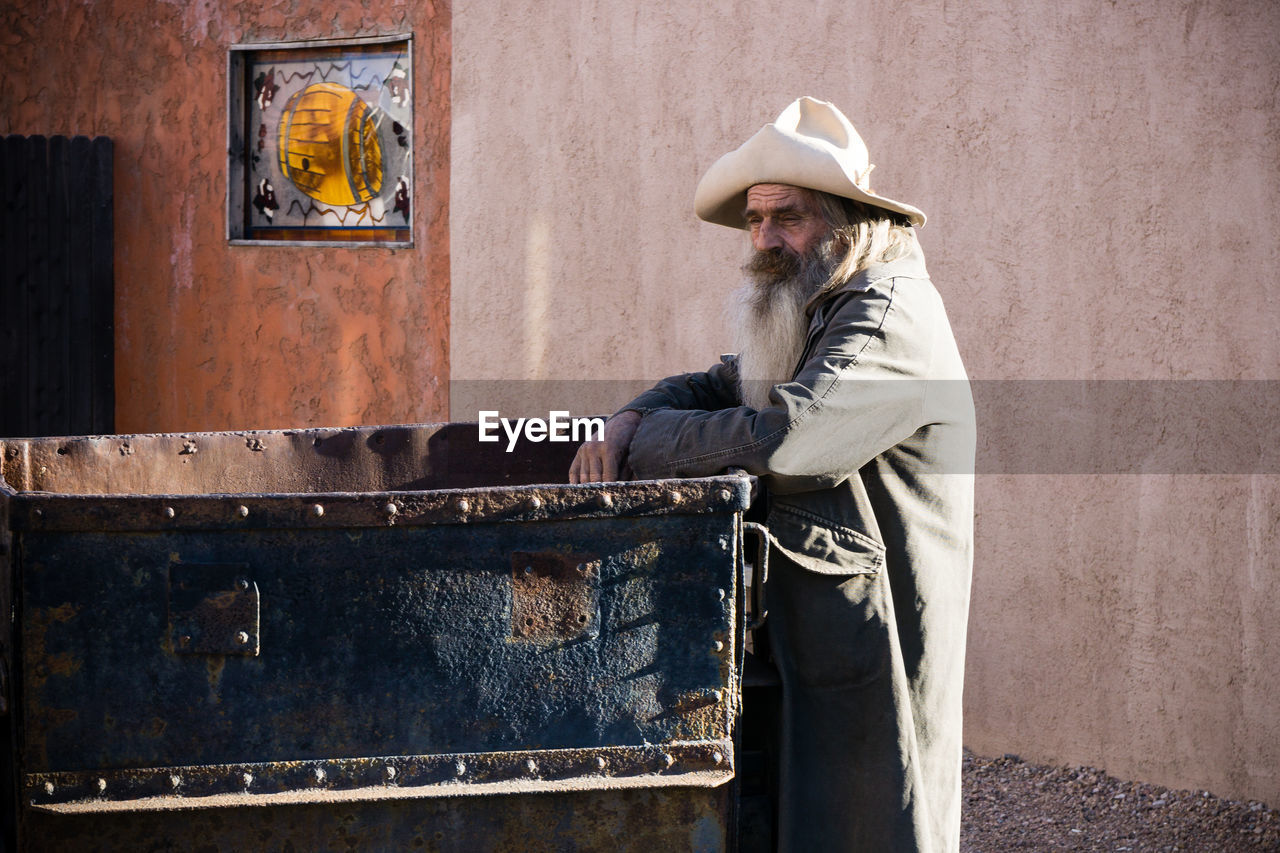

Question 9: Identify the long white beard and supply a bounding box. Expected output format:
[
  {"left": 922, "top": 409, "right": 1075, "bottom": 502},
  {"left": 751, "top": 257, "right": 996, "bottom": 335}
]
[{"left": 729, "top": 278, "right": 811, "bottom": 411}]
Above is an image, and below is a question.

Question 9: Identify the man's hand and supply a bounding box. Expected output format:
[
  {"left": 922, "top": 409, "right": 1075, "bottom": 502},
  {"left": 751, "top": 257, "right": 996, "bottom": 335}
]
[{"left": 569, "top": 410, "right": 642, "bottom": 483}]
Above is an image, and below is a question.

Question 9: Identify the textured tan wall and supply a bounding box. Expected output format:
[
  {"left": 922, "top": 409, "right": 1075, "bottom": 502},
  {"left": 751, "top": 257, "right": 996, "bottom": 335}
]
[
  {"left": 452, "top": 0, "right": 1280, "bottom": 804},
  {"left": 0, "top": 0, "right": 451, "bottom": 433}
]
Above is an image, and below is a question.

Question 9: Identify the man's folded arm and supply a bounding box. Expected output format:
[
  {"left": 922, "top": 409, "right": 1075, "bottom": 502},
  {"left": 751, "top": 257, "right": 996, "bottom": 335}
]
[{"left": 625, "top": 294, "right": 930, "bottom": 493}]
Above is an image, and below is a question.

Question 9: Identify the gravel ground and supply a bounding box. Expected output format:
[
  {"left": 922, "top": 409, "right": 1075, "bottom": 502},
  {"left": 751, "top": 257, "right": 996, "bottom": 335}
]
[{"left": 962, "top": 751, "right": 1280, "bottom": 852}]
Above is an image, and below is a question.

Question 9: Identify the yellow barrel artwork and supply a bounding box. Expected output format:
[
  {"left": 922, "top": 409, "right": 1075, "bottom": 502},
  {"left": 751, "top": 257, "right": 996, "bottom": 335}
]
[{"left": 277, "top": 82, "right": 384, "bottom": 206}]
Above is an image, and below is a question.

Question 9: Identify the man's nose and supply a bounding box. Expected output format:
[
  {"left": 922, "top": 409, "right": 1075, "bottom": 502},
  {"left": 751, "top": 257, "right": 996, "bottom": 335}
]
[{"left": 752, "top": 220, "right": 784, "bottom": 251}]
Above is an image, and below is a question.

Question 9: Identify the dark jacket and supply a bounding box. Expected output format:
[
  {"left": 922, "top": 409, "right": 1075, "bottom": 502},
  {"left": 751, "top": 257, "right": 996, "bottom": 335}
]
[{"left": 624, "top": 238, "right": 973, "bottom": 579}]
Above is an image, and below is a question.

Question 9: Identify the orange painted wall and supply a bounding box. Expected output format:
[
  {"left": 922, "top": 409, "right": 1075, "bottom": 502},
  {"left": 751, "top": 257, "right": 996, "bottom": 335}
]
[{"left": 0, "top": 0, "right": 450, "bottom": 433}]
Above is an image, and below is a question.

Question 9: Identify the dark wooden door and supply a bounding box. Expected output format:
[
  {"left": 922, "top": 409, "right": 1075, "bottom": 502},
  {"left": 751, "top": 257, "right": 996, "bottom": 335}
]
[{"left": 1, "top": 135, "right": 114, "bottom": 438}]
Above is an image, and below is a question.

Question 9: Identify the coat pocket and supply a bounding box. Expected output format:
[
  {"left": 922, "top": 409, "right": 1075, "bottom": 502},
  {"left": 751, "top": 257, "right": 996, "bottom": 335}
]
[{"left": 767, "top": 501, "right": 884, "bottom": 576}]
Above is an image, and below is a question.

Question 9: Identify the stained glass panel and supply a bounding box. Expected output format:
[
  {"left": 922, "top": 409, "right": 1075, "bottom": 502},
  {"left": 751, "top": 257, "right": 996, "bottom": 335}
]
[{"left": 228, "top": 37, "right": 412, "bottom": 246}]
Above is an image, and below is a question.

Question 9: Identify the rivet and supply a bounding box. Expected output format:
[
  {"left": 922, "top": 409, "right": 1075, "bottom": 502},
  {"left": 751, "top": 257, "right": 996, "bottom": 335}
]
[
  {"left": 236, "top": 631, "right": 250, "bottom": 645},
  {"left": 97, "top": 778, "right": 107, "bottom": 793},
  {"left": 713, "top": 640, "right": 725, "bottom": 653},
  {"left": 668, "top": 491, "right": 683, "bottom": 505},
  {"left": 170, "top": 774, "right": 182, "bottom": 789},
  {"left": 384, "top": 502, "right": 398, "bottom": 516},
  {"left": 179, "top": 635, "right": 191, "bottom": 647},
  {"left": 33, "top": 508, "right": 43, "bottom": 518},
  {"left": 712, "top": 751, "right": 724, "bottom": 765},
  {"left": 43, "top": 782, "right": 54, "bottom": 795},
  {"left": 712, "top": 690, "right": 723, "bottom": 703},
  {"left": 597, "top": 493, "right": 613, "bottom": 509},
  {"left": 385, "top": 764, "right": 397, "bottom": 780},
  {"left": 662, "top": 753, "right": 675, "bottom": 768},
  {"left": 312, "top": 503, "right": 325, "bottom": 517},
  {"left": 163, "top": 506, "right": 176, "bottom": 519},
  {"left": 717, "top": 588, "right": 726, "bottom": 601},
  {"left": 454, "top": 760, "right": 466, "bottom": 777},
  {"left": 237, "top": 505, "right": 249, "bottom": 518},
  {"left": 717, "top": 488, "right": 733, "bottom": 502},
  {"left": 314, "top": 767, "right": 326, "bottom": 783},
  {"left": 236, "top": 578, "right": 250, "bottom": 591},
  {"left": 242, "top": 772, "right": 253, "bottom": 787},
  {"left": 525, "top": 759, "right": 538, "bottom": 775},
  {"left": 595, "top": 756, "right": 607, "bottom": 771},
  {"left": 523, "top": 565, "right": 533, "bottom": 575},
  {"left": 528, "top": 496, "right": 542, "bottom": 510},
  {"left": 455, "top": 498, "right": 470, "bottom": 513}
]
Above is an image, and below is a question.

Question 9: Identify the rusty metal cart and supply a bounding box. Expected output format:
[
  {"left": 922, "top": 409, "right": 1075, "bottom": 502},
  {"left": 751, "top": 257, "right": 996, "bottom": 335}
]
[{"left": 0, "top": 422, "right": 774, "bottom": 851}]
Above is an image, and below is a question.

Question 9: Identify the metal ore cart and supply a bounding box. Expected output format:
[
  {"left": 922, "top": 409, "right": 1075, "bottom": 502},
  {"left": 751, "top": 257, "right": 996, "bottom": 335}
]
[{"left": 0, "top": 422, "right": 774, "bottom": 851}]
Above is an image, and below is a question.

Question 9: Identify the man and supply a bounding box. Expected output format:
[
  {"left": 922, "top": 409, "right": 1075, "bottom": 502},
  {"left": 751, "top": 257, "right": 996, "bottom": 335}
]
[{"left": 570, "top": 97, "right": 975, "bottom": 852}]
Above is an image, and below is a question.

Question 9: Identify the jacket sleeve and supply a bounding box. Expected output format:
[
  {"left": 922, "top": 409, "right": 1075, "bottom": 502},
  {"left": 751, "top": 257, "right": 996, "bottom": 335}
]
[
  {"left": 625, "top": 278, "right": 933, "bottom": 494},
  {"left": 619, "top": 356, "right": 743, "bottom": 415}
]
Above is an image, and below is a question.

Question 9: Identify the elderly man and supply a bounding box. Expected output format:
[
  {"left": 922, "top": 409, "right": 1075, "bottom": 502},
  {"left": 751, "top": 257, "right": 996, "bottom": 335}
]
[{"left": 570, "top": 97, "right": 974, "bottom": 852}]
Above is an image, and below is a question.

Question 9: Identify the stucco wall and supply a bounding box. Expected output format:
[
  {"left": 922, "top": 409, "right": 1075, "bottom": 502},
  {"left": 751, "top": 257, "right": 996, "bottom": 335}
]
[
  {"left": 0, "top": 0, "right": 451, "bottom": 433},
  {"left": 452, "top": 0, "right": 1280, "bottom": 805}
]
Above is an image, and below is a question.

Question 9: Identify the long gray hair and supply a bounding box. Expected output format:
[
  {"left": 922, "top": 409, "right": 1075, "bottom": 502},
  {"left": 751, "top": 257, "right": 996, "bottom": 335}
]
[{"left": 811, "top": 191, "right": 916, "bottom": 291}]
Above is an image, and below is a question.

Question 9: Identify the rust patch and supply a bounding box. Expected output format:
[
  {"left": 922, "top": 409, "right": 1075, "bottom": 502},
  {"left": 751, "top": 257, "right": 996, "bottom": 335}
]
[
  {"left": 510, "top": 551, "right": 600, "bottom": 643},
  {"left": 169, "top": 563, "right": 260, "bottom": 656}
]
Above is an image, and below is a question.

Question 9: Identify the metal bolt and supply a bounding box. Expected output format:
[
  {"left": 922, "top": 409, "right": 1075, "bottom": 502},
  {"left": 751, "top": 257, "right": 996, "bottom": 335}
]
[
  {"left": 170, "top": 774, "right": 182, "bottom": 789},
  {"left": 523, "top": 565, "right": 533, "bottom": 575},
  {"left": 712, "top": 751, "right": 724, "bottom": 765},
  {"left": 384, "top": 502, "right": 398, "bottom": 517},
  {"left": 717, "top": 588, "right": 726, "bottom": 601},
  {"left": 455, "top": 498, "right": 470, "bottom": 513},
  {"left": 237, "top": 505, "right": 249, "bottom": 518},
  {"left": 237, "top": 578, "right": 250, "bottom": 591},
  {"left": 595, "top": 756, "right": 607, "bottom": 771},
  {"left": 236, "top": 631, "right": 250, "bottom": 645},
  {"left": 242, "top": 772, "right": 253, "bottom": 788},
  {"left": 454, "top": 760, "right": 466, "bottom": 777},
  {"left": 44, "top": 782, "right": 54, "bottom": 795},
  {"left": 33, "top": 508, "right": 43, "bottom": 518},
  {"left": 312, "top": 503, "right": 325, "bottom": 517},
  {"left": 385, "top": 764, "right": 397, "bottom": 780},
  {"left": 97, "top": 778, "right": 107, "bottom": 793},
  {"left": 711, "top": 690, "right": 723, "bottom": 703},
  {"left": 528, "top": 496, "right": 542, "bottom": 510},
  {"left": 179, "top": 635, "right": 191, "bottom": 647},
  {"left": 598, "top": 493, "right": 613, "bottom": 509},
  {"left": 662, "top": 753, "right": 675, "bottom": 769},
  {"left": 314, "top": 767, "right": 326, "bottom": 783},
  {"left": 718, "top": 488, "right": 733, "bottom": 503},
  {"left": 525, "top": 759, "right": 538, "bottom": 775},
  {"left": 163, "top": 506, "right": 176, "bottom": 519},
  {"left": 668, "top": 491, "right": 683, "bottom": 505},
  {"left": 713, "top": 640, "right": 725, "bottom": 653}
]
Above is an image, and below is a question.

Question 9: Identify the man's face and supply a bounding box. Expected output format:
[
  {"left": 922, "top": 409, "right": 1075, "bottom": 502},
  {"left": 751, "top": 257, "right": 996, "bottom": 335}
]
[{"left": 744, "top": 184, "right": 830, "bottom": 257}]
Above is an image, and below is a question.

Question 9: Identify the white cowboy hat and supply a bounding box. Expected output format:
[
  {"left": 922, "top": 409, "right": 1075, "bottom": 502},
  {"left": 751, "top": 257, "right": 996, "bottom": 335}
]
[{"left": 693, "top": 96, "right": 926, "bottom": 228}]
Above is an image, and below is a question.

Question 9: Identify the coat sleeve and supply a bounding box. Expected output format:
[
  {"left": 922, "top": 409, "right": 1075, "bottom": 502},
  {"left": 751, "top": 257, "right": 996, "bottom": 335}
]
[
  {"left": 625, "top": 278, "right": 934, "bottom": 494},
  {"left": 619, "top": 356, "right": 743, "bottom": 415}
]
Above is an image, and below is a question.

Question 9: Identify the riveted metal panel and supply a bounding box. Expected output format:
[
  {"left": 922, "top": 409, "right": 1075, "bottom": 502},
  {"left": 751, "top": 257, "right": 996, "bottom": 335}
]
[{"left": 3, "top": 423, "right": 756, "bottom": 850}]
